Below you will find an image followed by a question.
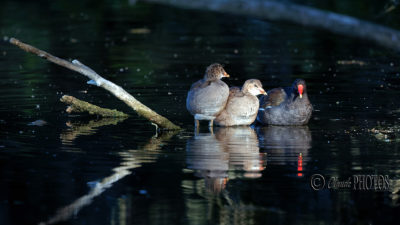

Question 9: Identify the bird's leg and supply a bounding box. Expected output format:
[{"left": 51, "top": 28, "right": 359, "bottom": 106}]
[
  {"left": 151, "top": 123, "right": 159, "bottom": 138},
  {"left": 208, "top": 119, "right": 214, "bottom": 133},
  {"left": 209, "top": 126, "right": 214, "bottom": 134},
  {"left": 194, "top": 119, "right": 199, "bottom": 128},
  {"left": 208, "top": 119, "right": 214, "bottom": 128}
]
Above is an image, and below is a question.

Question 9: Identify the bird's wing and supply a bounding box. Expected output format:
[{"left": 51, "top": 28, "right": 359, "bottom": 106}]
[
  {"left": 260, "top": 87, "right": 287, "bottom": 108},
  {"left": 189, "top": 79, "right": 205, "bottom": 90}
]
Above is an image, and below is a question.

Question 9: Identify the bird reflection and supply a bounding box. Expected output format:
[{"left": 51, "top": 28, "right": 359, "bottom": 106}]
[
  {"left": 256, "top": 126, "right": 312, "bottom": 176},
  {"left": 215, "top": 127, "right": 266, "bottom": 178},
  {"left": 186, "top": 127, "right": 267, "bottom": 194}
]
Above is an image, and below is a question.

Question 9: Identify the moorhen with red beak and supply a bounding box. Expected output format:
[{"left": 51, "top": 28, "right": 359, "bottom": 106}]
[{"left": 257, "top": 79, "right": 312, "bottom": 125}]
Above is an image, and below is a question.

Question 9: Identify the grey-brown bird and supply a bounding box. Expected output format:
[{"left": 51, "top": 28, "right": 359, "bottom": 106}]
[
  {"left": 186, "top": 63, "right": 230, "bottom": 127},
  {"left": 215, "top": 79, "right": 266, "bottom": 126}
]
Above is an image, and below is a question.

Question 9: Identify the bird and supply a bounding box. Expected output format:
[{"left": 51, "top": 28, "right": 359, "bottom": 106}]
[
  {"left": 257, "top": 79, "right": 312, "bottom": 125},
  {"left": 215, "top": 79, "right": 266, "bottom": 126},
  {"left": 186, "top": 63, "right": 230, "bottom": 128}
]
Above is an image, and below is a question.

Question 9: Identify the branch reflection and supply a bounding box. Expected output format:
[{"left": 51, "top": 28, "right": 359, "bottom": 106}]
[
  {"left": 39, "top": 121, "right": 178, "bottom": 225},
  {"left": 60, "top": 117, "right": 127, "bottom": 146}
]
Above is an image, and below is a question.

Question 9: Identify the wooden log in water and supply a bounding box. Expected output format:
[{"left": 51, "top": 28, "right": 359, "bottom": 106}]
[{"left": 60, "top": 95, "right": 129, "bottom": 118}]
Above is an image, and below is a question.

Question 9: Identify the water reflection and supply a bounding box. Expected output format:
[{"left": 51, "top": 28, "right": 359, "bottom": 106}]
[
  {"left": 391, "top": 179, "right": 400, "bottom": 206},
  {"left": 40, "top": 120, "right": 177, "bottom": 225},
  {"left": 186, "top": 127, "right": 267, "bottom": 193},
  {"left": 215, "top": 127, "right": 266, "bottom": 178},
  {"left": 257, "top": 126, "right": 311, "bottom": 176},
  {"left": 60, "top": 117, "right": 127, "bottom": 146},
  {"left": 257, "top": 126, "right": 311, "bottom": 160}
]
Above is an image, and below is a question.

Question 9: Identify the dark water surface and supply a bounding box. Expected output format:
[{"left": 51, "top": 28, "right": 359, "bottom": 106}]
[{"left": 1, "top": 1, "right": 400, "bottom": 225}]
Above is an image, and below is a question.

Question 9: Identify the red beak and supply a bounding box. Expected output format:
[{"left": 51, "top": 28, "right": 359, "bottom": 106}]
[{"left": 298, "top": 84, "right": 304, "bottom": 98}]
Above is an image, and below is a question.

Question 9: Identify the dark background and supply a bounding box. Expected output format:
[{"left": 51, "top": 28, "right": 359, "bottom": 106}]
[{"left": 0, "top": 0, "right": 399, "bottom": 224}]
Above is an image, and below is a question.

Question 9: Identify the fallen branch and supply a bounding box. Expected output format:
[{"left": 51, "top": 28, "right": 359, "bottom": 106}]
[
  {"left": 60, "top": 95, "right": 129, "bottom": 118},
  {"left": 9, "top": 38, "right": 181, "bottom": 130},
  {"left": 141, "top": 0, "right": 400, "bottom": 51}
]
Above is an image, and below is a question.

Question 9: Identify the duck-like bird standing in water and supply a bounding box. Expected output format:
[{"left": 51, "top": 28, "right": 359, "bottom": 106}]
[{"left": 186, "top": 63, "right": 230, "bottom": 128}]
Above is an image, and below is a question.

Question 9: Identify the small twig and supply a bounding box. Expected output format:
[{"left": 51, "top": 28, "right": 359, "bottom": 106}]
[
  {"left": 9, "top": 38, "right": 181, "bottom": 130},
  {"left": 60, "top": 95, "right": 129, "bottom": 118}
]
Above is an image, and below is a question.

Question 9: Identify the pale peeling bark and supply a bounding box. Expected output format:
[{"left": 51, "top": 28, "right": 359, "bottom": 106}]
[
  {"left": 9, "top": 38, "right": 181, "bottom": 130},
  {"left": 141, "top": 0, "right": 400, "bottom": 51}
]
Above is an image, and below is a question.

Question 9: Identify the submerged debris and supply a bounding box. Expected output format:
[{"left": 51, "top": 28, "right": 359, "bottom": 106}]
[
  {"left": 27, "top": 120, "right": 48, "bottom": 126},
  {"left": 369, "top": 126, "right": 400, "bottom": 142},
  {"left": 129, "top": 28, "right": 151, "bottom": 34},
  {"left": 391, "top": 109, "right": 400, "bottom": 114},
  {"left": 337, "top": 60, "right": 367, "bottom": 66}
]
